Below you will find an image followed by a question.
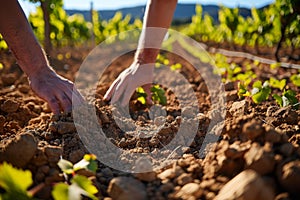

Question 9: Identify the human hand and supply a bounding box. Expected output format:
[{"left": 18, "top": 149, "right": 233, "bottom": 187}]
[
  {"left": 28, "top": 67, "right": 84, "bottom": 114},
  {"left": 104, "top": 61, "right": 154, "bottom": 106}
]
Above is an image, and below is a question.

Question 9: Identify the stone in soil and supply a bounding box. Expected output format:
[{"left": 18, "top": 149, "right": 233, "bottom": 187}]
[
  {"left": 174, "top": 182, "right": 203, "bottom": 199},
  {"left": 107, "top": 176, "right": 147, "bottom": 200},
  {"left": 244, "top": 143, "right": 275, "bottom": 175},
  {"left": 0, "top": 99, "right": 20, "bottom": 113},
  {"left": 277, "top": 160, "right": 300, "bottom": 194},
  {"left": 0, "top": 132, "right": 37, "bottom": 168},
  {"left": 215, "top": 170, "right": 275, "bottom": 200}
]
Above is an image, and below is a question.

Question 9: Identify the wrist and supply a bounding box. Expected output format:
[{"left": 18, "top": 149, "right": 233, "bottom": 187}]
[{"left": 135, "top": 48, "right": 159, "bottom": 64}]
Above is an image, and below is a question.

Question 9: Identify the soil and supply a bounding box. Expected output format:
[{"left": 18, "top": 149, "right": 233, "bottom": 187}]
[{"left": 0, "top": 44, "right": 300, "bottom": 200}]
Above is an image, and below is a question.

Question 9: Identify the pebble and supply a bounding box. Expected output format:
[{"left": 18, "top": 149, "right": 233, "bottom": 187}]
[
  {"left": 0, "top": 99, "right": 20, "bottom": 113},
  {"left": 175, "top": 183, "right": 203, "bottom": 199},
  {"left": 242, "top": 119, "right": 264, "bottom": 140},
  {"left": 277, "top": 160, "right": 300, "bottom": 194},
  {"left": 229, "top": 100, "right": 247, "bottom": 117},
  {"left": 244, "top": 143, "right": 275, "bottom": 175},
  {"left": 215, "top": 170, "right": 275, "bottom": 200},
  {"left": 0, "top": 132, "right": 37, "bottom": 168},
  {"left": 107, "top": 177, "right": 147, "bottom": 200}
]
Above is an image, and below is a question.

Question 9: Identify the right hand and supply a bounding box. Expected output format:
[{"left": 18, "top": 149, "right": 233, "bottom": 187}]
[
  {"left": 104, "top": 61, "right": 154, "bottom": 106},
  {"left": 28, "top": 67, "right": 84, "bottom": 114}
]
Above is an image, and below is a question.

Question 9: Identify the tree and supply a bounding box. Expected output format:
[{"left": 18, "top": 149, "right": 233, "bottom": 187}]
[{"left": 27, "top": 0, "right": 63, "bottom": 53}]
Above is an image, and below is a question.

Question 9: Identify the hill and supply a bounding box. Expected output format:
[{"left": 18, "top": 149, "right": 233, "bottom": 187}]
[{"left": 66, "top": 3, "right": 253, "bottom": 24}]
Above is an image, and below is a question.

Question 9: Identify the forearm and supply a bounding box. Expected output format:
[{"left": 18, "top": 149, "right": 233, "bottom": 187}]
[
  {"left": 136, "top": 0, "right": 177, "bottom": 63},
  {"left": 0, "top": 0, "right": 50, "bottom": 78}
]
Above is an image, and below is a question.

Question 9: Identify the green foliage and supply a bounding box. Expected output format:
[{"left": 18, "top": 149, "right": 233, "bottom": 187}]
[
  {"left": 251, "top": 81, "right": 271, "bottom": 104},
  {"left": 238, "top": 82, "right": 250, "bottom": 98},
  {"left": 136, "top": 85, "right": 167, "bottom": 106},
  {"left": 53, "top": 154, "right": 98, "bottom": 200},
  {"left": 269, "top": 77, "right": 286, "bottom": 90},
  {"left": 52, "top": 175, "right": 98, "bottom": 200},
  {"left": 273, "top": 89, "right": 298, "bottom": 107},
  {"left": 151, "top": 85, "right": 167, "bottom": 105},
  {"left": 0, "top": 162, "right": 34, "bottom": 200},
  {"left": 290, "top": 73, "right": 300, "bottom": 86},
  {"left": 58, "top": 154, "right": 97, "bottom": 175}
]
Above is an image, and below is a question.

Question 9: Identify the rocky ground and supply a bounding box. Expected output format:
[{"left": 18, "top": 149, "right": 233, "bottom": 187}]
[{"left": 0, "top": 46, "right": 300, "bottom": 200}]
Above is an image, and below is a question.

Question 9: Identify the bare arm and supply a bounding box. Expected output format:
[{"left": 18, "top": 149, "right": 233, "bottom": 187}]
[
  {"left": 104, "top": 0, "right": 178, "bottom": 105},
  {"left": 0, "top": 0, "right": 83, "bottom": 114}
]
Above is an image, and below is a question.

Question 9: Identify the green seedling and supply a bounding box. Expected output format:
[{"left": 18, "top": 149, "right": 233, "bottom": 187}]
[
  {"left": 273, "top": 89, "right": 299, "bottom": 108},
  {"left": 290, "top": 74, "right": 300, "bottom": 87},
  {"left": 53, "top": 154, "right": 98, "bottom": 200},
  {"left": 269, "top": 77, "right": 286, "bottom": 90},
  {"left": 251, "top": 80, "right": 271, "bottom": 104},
  {"left": 0, "top": 162, "right": 34, "bottom": 200},
  {"left": 136, "top": 85, "right": 167, "bottom": 106}
]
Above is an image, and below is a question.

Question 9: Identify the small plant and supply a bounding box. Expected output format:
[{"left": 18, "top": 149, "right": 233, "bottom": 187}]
[
  {"left": 269, "top": 77, "right": 286, "bottom": 90},
  {"left": 136, "top": 85, "right": 167, "bottom": 106},
  {"left": 273, "top": 89, "right": 299, "bottom": 108},
  {"left": 251, "top": 80, "right": 271, "bottom": 104},
  {"left": 290, "top": 74, "right": 300, "bottom": 87},
  {"left": 52, "top": 154, "right": 98, "bottom": 200},
  {"left": 0, "top": 162, "right": 35, "bottom": 200},
  {"left": 0, "top": 154, "right": 99, "bottom": 200}
]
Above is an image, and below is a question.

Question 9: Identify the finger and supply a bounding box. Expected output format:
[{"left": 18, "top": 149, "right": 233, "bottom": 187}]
[
  {"left": 111, "top": 80, "right": 128, "bottom": 105},
  {"left": 121, "top": 84, "right": 137, "bottom": 107},
  {"left": 69, "top": 86, "right": 85, "bottom": 107},
  {"left": 104, "top": 79, "right": 120, "bottom": 101},
  {"left": 142, "top": 84, "right": 153, "bottom": 105},
  {"left": 46, "top": 97, "right": 61, "bottom": 115},
  {"left": 56, "top": 92, "right": 72, "bottom": 113}
]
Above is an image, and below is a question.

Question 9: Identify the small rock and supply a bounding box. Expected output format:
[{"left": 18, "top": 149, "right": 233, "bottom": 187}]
[
  {"left": 0, "top": 99, "right": 20, "bottom": 113},
  {"left": 175, "top": 183, "right": 203, "bottom": 199},
  {"left": 44, "top": 146, "right": 62, "bottom": 164},
  {"left": 277, "top": 160, "right": 300, "bottom": 194},
  {"left": 242, "top": 119, "right": 264, "bottom": 140},
  {"left": 69, "top": 149, "right": 85, "bottom": 163},
  {"left": 57, "top": 121, "right": 76, "bottom": 134},
  {"left": 0, "top": 132, "right": 37, "bottom": 168},
  {"left": 229, "top": 100, "right": 247, "bottom": 117},
  {"left": 176, "top": 173, "right": 193, "bottom": 185},
  {"left": 224, "top": 82, "right": 235, "bottom": 91},
  {"left": 244, "top": 143, "right": 275, "bottom": 175},
  {"left": 265, "top": 127, "right": 281, "bottom": 143},
  {"left": 158, "top": 168, "right": 176, "bottom": 180},
  {"left": 215, "top": 170, "right": 275, "bottom": 200},
  {"left": 226, "top": 90, "right": 238, "bottom": 102},
  {"left": 279, "top": 143, "right": 294, "bottom": 157},
  {"left": 274, "top": 106, "right": 298, "bottom": 125},
  {"left": 107, "top": 177, "right": 147, "bottom": 200}
]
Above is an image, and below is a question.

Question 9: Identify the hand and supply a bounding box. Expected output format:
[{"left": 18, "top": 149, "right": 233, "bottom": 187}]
[
  {"left": 104, "top": 61, "right": 154, "bottom": 106},
  {"left": 28, "top": 67, "right": 84, "bottom": 114}
]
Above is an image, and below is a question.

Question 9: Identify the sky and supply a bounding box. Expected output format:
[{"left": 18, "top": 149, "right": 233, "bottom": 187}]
[{"left": 19, "top": 0, "right": 275, "bottom": 16}]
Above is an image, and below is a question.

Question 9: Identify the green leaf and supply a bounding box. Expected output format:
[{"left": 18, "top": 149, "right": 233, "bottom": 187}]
[
  {"left": 57, "top": 157, "right": 74, "bottom": 174},
  {"left": 0, "top": 162, "right": 33, "bottom": 199},
  {"left": 284, "top": 89, "right": 298, "bottom": 106},
  {"left": 52, "top": 183, "right": 69, "bottom": 200},
  {"left": 70, "top": 175, "right": 98, "bottom": 200},
  {"left": 273, "top": 94, "right": 283, "bottom": 107},
  {"left": 290, "top": 74, "right": 300, "bottom": 87},
  {"left": 252, "top": 86, "right": 271, "bottom": 104},
  {"left": 238, "top": 82, "right": 250, "bottom": 97},
  {"left": 73, "top": 154, "right": 97, "bottom": 173},
  {"left": 269, "top": 77, "right": 286, "bottom": 90},
  {"left": 151, "top": 85, "right": 167, "bottom": 105},
  {"left": 253, "top": 80, "right": 262, "bottom": 89}
]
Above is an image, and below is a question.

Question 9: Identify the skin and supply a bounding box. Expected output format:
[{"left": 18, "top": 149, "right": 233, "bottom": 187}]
[
  {"left": 0, "top": 0, "right": 84, "bottom": 114},
  {"left": 104, "top": 0, "right": 178, "bottom": 106}
]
